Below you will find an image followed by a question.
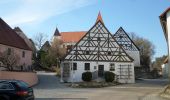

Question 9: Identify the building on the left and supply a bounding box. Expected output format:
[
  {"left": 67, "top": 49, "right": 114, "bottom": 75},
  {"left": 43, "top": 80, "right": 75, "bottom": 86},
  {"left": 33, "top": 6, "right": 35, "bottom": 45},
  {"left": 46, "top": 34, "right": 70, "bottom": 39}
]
[{"left": 0, "top": 18, "right": 33, "bottom": 70}]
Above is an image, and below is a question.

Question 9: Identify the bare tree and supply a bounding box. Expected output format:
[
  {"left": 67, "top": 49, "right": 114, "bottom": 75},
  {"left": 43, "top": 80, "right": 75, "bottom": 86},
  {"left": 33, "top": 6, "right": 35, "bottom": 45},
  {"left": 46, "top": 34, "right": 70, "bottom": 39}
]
[
  {"left": 33, "top": 33, "right": 47, "bottom": 50},
  {"left": 0, "top": 50, "right": 20, "bottom": 71},
  {"left": 128, "top": 32, "right": 155, "bottom": 71},
  {"left": 49, "top": 38, "right": 66, "bottom": 66}
]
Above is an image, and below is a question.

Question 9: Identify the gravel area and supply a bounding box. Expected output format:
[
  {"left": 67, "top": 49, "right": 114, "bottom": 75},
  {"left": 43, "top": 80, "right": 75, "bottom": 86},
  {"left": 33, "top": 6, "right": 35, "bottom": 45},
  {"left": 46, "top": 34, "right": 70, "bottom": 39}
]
[{"left": 34, "top": 72, "right": 169, "bottom": 100}]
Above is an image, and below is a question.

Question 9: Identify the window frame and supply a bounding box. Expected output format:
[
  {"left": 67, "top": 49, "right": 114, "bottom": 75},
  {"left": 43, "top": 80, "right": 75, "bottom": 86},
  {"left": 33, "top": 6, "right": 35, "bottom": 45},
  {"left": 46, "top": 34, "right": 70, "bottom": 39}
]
[
  {"left": 73, "top": 63, "right": 77, "bottom": 70},
  {"left": 22, "top": 51, "right": 25, "bottom": 58},
  {"left": 7, "top": 48, "right": 11, "bottom": 55},
  {"left": 110, "top": 63, "right": 115, "bottom": 71},
  {"left": 84, "top": 63, "right": 90, "bottom": 70}
]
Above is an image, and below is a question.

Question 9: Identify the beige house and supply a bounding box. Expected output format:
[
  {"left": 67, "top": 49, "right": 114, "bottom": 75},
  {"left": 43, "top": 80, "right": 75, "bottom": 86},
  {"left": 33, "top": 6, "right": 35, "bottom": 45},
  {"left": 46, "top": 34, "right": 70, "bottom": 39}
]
[{"left": 0, "top": 18, "right": 32, "bottom": 70}]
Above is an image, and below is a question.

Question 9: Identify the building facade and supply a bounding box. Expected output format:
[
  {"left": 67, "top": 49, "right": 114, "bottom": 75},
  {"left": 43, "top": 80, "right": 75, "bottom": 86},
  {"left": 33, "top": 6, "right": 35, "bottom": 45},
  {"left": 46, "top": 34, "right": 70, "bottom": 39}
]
[
  {"left": 113, "top": 27, "right": 140, "bottom": 67},
  {"left": 160, "top": 8, "right": 170, "bottom": 78},
  {"left": 60, "top": 14, "right": 135, "bottom": 83},
  {"left": 0, "top": 18, "right": 32, "bottom": 70}
]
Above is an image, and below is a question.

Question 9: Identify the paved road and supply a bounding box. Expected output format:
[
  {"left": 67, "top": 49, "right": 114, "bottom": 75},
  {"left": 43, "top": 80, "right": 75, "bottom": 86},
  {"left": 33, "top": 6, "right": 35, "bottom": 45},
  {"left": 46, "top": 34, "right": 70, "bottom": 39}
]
[{"left": 34, "top": 72, "right": 169, "bottom": 100}]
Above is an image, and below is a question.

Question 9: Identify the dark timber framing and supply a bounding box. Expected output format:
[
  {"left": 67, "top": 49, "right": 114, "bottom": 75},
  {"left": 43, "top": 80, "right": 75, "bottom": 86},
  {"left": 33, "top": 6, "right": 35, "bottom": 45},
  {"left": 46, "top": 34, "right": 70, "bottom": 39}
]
[
  {"left": 63, "top": 21, "right": 134, "bottom": 62},
  {"left": 113, "top": 27, "right": 140, "bottom": 51}
]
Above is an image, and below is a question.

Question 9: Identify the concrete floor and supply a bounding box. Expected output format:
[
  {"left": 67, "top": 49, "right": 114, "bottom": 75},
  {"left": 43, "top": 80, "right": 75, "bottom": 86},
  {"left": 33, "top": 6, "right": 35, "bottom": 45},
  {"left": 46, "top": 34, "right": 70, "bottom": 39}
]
[{"left": 34, "top": 72, "right": 169, "bottom": 100}]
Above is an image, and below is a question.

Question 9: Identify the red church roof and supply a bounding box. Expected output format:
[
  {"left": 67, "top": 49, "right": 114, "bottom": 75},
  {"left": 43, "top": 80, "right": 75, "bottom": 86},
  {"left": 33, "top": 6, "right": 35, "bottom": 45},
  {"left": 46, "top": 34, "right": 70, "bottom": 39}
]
[
  {"left": 57, "top": 12, "right": 104, "bottom": 43},
  {"left": 0, "top": 18, "right": 31, "bottom": 50},
  {"left": 60, "top": 31, "right": 86, "bottom": 43}
]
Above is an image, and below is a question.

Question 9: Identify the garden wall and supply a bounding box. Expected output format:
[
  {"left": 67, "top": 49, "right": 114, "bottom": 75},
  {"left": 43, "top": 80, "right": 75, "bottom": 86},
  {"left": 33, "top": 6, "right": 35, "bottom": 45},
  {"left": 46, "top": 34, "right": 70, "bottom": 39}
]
[{"left": 0, "top": 71, "right": 38, "bottom": 86}]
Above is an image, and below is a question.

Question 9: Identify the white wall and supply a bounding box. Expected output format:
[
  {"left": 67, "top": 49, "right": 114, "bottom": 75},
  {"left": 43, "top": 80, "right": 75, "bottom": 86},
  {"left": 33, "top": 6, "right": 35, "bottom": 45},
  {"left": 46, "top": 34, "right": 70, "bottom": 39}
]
[
  {"left": 61, "top": 61, "right": 135, "bottom": 83},
  {"left": 162, "top": 63, "right": 169, "bottom": 78},
  {"left": 115, "top": 62, "right": 135, "bottom": 83},
  {"left": 166, "top": 11, "right": 170, "bottom": 78},
  {"left": 126, "top": 50, "right": 140, "bottom": 67}
]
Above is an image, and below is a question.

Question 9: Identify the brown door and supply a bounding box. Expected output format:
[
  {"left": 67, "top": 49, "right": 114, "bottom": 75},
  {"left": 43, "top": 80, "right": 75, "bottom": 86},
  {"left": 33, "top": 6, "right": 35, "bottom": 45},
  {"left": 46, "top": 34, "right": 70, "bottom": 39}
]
[{"left": 98, "top": 65, "right": 104, "bottom": 77}]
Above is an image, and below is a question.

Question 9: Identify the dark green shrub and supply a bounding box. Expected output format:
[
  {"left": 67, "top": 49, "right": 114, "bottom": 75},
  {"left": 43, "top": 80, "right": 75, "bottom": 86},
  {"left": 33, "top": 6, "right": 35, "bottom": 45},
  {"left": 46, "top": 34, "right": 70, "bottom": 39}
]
[
  {"left": 82, "top": 72, "right": 92, "bottom": 82},
  {"left": 104, "top": 71, "right": 115, "bottom": 82}
]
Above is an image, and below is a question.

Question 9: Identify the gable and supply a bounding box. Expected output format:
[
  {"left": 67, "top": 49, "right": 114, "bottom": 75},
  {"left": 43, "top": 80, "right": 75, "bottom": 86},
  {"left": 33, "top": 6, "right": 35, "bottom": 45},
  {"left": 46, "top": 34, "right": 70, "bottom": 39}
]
[
  {"left": 113, "top": 27, "right": 139, "bottom": 51},
  {"left": 64, "top": 21, "right": 133, "bottom": 62}
]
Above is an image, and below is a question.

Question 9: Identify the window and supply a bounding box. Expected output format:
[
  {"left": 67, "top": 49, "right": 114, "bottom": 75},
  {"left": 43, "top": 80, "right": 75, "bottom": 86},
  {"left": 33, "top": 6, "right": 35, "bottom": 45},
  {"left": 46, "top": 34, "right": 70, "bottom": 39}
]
[
  {"left": 108, "top": 51, "right": 111, "bottom": 55},
  {"left": 94, "top": 66, "right": 96, "bottom": 70},
  {"left": 0, "top": 82, "right": 14, "bottom": 90},
  {"left": 97, "top": 37, "right": 101, "bottom": 41},
  {"left": 110, "top": 63, "right": 115, "bottom": 71},
  {"left": 7, "top": 48, "right": 11, "bottom": 55},
  {"left": 86, "top": 51, "right": 90, "bottom": 55},
  {"left": 73, "top": 63, "right": 77, "bottom": 70},
  {"left": 22, "top": 51, "right": 25, "bottom": 58},
  {"left": 84, "top": 63, "right": 90, "bottom": 70}
]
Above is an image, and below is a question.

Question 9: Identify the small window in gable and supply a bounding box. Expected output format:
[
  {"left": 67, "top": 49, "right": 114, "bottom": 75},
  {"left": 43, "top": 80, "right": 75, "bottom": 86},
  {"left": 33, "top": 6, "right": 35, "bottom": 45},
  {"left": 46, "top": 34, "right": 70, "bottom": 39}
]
[
  {"left": 108, "top": 51, "right": 111, "bottom": 55},
  {"left": 22, "top": 51, "right": 25, "bottom": 58},
  {"left": 85, "top": 51, "right": 90, "bottom": 55},
  {"left": 97, "top": 37, "right": 101, "bottom": 41},
  {"left": 7, "top": 48, "right": 11, "bottom": 55}
]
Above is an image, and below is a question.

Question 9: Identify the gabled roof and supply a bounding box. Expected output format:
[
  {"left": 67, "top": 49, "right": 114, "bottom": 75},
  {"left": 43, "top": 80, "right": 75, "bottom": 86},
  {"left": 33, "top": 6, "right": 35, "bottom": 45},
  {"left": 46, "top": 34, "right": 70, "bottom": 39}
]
[
  {"left": 113, "top": 27, "right": 140, "bottom": 51},
  {"left": 13, "top": 27, "right": 34, "bottom": 51},
  {"left": 0, "top": 18, "right": 31, "bottom": 50},
  {"left": 63, "top": 21, "right": 133, "bottom": 62},
  {"left": 59, "top": 12, "right": 104, "bottom": 43},
  {"left": 41, "top": 41, "right": 51, "bottom": 52},
  {"left": 159, "top": 7, "right": 170, "bottom": 41},
  {"left": 60, "top": 31, "right": 86, "bottom": 43},
  {"left": 54, "top": 27, "right": 61, "bottom": 36}
]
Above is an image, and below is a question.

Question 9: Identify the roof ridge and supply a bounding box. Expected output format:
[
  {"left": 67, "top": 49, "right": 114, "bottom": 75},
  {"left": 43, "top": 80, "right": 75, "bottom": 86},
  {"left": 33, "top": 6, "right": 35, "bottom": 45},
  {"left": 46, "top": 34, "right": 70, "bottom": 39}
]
[
  {"left": 60, "top": 31, "right": 87, "bottom": 33},
  {"left": 0, "top": 18, "right": 31, "bottom": 51}
]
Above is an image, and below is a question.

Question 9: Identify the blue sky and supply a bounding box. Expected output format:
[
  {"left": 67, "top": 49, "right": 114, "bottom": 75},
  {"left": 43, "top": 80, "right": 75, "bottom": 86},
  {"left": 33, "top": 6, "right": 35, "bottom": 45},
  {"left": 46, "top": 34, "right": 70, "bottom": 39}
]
[{"left": 0, "top": 0, "right": 170, "bottom": 60}]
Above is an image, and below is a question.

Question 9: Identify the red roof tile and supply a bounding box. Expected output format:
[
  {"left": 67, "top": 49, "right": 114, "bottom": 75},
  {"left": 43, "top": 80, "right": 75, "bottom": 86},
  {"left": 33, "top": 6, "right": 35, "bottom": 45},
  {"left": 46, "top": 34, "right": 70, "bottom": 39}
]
[
  {"left": 60, "top": 31, "right": 86, "bottom": 43},
  {"left": 160, "top": 7, "right": 170, "bottom": 17},
  {"left": 0, "top": 18, "right": 31, "bottom": 50},
  {"left": 96, "top": 12, "right": 104, "bottom": 23}
]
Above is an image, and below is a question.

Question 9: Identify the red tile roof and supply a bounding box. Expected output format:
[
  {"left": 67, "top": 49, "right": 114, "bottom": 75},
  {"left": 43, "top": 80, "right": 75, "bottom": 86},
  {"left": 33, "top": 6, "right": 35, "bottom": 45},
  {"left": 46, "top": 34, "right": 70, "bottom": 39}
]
[
  {"left": 0, "top": 18, "right": 31, "bottom": 50},
  {"left": 159, "top": 7, "right": 170, "bottom": 41},
  {"left": 60, "top": 31, "right": 86, "bottom": 43},
  {"left": 96, "top": 12, "right": 104, "bottom": 23},
  {"left": 57, "top": 12, "right": 104, "bottom": 43},
  {"left": 160, "top": 7, "right": 170, "bottom": 17}
]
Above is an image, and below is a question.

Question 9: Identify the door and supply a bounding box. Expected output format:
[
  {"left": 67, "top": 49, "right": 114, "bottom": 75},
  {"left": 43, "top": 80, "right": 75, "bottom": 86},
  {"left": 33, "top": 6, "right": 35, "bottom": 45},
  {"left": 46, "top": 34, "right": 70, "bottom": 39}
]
[{"left": 98, "top": 65, "right": 104, "bottom": 77}]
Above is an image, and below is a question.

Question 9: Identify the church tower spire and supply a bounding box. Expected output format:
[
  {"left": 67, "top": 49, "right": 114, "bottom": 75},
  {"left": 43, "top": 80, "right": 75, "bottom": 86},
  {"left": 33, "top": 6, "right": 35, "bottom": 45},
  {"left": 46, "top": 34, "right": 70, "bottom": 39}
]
[{"left": 96, "top": 12, "right": 104, "bottom": 23}]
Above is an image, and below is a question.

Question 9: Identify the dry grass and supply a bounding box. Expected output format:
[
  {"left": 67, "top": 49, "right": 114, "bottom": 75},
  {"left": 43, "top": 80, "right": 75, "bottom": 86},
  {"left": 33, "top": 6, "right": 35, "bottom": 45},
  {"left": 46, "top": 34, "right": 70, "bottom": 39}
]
[{"left": 160, "top": 85, "right": 170, "bottom": 99}]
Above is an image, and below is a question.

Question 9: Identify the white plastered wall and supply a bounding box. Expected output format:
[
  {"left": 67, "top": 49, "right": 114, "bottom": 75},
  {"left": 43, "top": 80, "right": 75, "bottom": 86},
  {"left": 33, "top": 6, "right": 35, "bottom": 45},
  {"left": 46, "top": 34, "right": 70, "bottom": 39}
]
[
  {"left": 61, "top": 61, "right": 135, "bottom": 83},
  {"left": 166, "top": 11, "right": 170, "bottom": 78},
  {"left": 126, "top": 50, "right": 140, "bottom": 67}
]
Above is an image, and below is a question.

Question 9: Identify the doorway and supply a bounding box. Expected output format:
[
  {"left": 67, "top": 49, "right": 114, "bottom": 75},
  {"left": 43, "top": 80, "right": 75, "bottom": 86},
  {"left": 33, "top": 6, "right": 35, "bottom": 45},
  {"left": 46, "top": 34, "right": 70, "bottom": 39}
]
[{"left": 98, "top": 65, "right": 104, "bottom": 77}]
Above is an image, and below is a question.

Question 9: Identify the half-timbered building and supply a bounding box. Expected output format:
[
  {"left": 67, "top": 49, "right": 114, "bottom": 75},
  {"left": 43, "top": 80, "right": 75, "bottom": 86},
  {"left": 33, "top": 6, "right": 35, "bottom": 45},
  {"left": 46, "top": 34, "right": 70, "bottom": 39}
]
[
  {"left": 113, "top": 27, "right": 140, "bottom": 67},
  {"left": 61, "top": 13, "right": 135, "bottom": 83}
]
